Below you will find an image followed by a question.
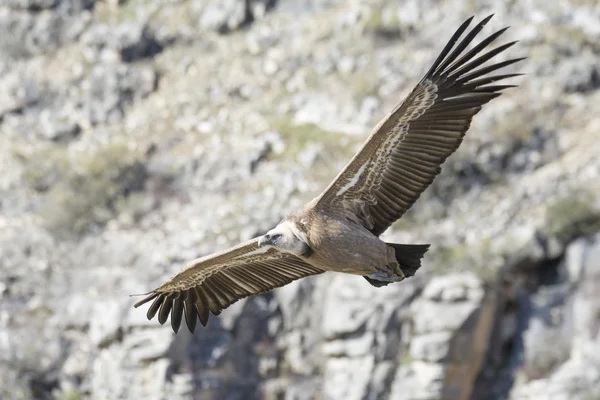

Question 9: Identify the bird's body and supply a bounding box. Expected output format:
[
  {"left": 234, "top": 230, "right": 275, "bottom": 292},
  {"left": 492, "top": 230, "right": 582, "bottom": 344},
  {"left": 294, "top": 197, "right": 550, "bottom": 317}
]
[
  {"left": 305, "top": 214, "right": 393, "bottom": 275},
  {"left": 134, "top": 15, "right": 524, "bottom": 333},
  {"left": 265, "top": 202, "right": 418, "bottom": 287},
  {"left": 282, "top": 205, "right": 398, "bottom": 276}
]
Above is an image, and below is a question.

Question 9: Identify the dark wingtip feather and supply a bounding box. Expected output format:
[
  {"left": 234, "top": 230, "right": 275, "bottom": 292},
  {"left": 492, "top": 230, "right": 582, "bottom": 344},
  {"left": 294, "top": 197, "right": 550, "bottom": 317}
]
[
  {"left": 195, "top": 288, "right": 210, "bottom": 326},
  {"left": 473, "top": 84, "right": 518, "bottom": 93},
  {"left": 183, "top": 300, "right": 197, "bottom": 333},
  {"left": 443, "top": 27, "right": 510, "bottom": 77},
  {"left": 146, "top": 295, "right": 163, "bottom": 320},
  {"left": 171, "top": 297, "right": 184, "bottom": 333},
  {"left": 447, "top": 39, "right": 518, "bottom": 81},
  {"left": 457, "top": 57, "right": 526, "bottom": 83},
  {"left": 432, "top": 14, "right": 495, "bottom": 77},
  {"left": 157, "top": 295, "right": 172, "bottom": 325},
  {"left": 463, "top": 73, "right": 524, "bottom": 89},
  {"left": 196, "top": 303, "right": 209, "bottom": 326},
  {"left": 423, "top": 15, "right": 474, "bottom": 79},
  {"left": 133, "top": 292, "right": 158, "bottom": 308}
]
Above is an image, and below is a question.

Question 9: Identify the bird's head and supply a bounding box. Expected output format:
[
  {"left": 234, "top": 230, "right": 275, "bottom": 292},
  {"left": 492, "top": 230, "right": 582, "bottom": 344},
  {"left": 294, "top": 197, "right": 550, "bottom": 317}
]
[{"left": 258, "top": 219, "right": 312, "bottom": 256}]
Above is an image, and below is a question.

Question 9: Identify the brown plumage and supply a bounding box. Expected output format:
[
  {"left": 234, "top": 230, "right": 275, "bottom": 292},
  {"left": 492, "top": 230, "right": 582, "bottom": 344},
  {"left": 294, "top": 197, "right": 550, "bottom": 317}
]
[{"left": 134, "top": 15, "right": 523, "bottom": 333}]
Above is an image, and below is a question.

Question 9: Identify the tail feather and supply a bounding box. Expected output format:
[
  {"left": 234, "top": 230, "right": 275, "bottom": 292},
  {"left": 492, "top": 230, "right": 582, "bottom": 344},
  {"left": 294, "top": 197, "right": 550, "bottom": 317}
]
[
  {"left": 388, "top": 243, "right": 430, "bottom": 277},
  {"left": 362, "top": 243, "right": 430, "bottom": 287}
]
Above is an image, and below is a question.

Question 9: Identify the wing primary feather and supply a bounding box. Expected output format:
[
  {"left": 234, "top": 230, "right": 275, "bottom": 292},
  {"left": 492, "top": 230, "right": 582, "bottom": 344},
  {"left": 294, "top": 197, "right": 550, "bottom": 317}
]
[
  {"left": 146, "top": 294, "right": 163, "bottom": 320},
  {"left": 457, "top": 57, "right": 526, "bottom": 83},
  {"left": 183, "top": 297, "right": 197, "bottom": 333},
  {"left": 435, "top": 98, "right": 497, "bottom": 109},
  {"left": 424, "top": 15, "right": 475, "bottom": 79},
  {"left": 158, "top": 294, "right": 173, "bottom": 325},
  {"left": 171, "top": 295, "right": 184, "bottom": 333},
  {"left": 133, "top": 292, "right": 159, "bottom": 308},
  {"left": 444, "top": 27, "right": 509, "bottom": 76},
  {"left": 433, "top": 14, "right": 494, "bottom": 76},
  {"left": 194, "top": 287, "right": 210, "bottom": 326},
  {"left": 463, "top": 73, "right": 523, "bottom": 89},
  {"left": 473, "top": 84, "right": 517, "bottom": 93},
  {"left": 449, "top": 41, "right": 518, "bottom": 80}
]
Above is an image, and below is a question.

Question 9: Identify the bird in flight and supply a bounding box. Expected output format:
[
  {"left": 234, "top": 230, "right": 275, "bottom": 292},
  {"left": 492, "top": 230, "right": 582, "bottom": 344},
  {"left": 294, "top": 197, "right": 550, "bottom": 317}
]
[{"left": 134, "top": 15, "right": 523, "bottom": 333}]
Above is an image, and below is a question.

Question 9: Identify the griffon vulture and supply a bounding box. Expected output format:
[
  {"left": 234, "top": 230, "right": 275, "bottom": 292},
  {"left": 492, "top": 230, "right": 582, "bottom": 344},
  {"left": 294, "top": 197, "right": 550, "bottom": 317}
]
[{"left": 134, "top": 15, "right": 523, "bottom": 333}]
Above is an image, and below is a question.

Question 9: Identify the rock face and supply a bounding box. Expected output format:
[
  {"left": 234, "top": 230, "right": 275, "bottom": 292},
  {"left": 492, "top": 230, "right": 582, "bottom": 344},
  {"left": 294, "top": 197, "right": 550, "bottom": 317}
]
[
  {"left": 1, "top": 0, "right": 600, "bottom": 399},
  {"left": 505, "top": 234, "right": 600, "bottom": 400},
  {"left": 390, "top": 273, "right": 495, "bottom": 400}
]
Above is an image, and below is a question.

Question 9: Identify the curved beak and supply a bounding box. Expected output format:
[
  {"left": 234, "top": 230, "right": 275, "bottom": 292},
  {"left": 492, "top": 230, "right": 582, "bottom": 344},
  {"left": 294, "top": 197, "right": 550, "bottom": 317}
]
[{"left": 258, "top": 234, "right": 271, "bottom": 248}]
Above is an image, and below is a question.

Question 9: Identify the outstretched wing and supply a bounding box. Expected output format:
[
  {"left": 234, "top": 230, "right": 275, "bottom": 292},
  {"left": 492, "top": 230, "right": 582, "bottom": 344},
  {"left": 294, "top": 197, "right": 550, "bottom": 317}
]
[
  {"left": 316, "top": 15, "right": 524, "bottom": 236},
  {"left": 134, "top": 239, "right": 323, "bottom": 333}
]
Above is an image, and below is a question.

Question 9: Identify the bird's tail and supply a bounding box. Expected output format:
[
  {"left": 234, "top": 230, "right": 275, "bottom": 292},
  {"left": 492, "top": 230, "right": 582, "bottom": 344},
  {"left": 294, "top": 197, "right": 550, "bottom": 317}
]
[
  {"left": 387, "top": 243, "right": 430, "bottom": 278},
  {"left": 363, "top": 243, "right": 430, "bottom": 287}
]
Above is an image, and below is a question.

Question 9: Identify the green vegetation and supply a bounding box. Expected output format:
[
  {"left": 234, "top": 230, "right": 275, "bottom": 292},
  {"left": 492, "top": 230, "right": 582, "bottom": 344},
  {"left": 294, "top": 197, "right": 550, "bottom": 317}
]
[
  {"left": 493, "top": 108, "right": 535, "bottom": 143},
  {"left": 55, "top": 388, "right": 84, "bottom": 400},
  {"left": 351, "top": 55, "right": 379, "bottom": 99},
  {"left": 17, "top": 138, "right": 149, "bottom": 236},
  {"left": 364, "top": 7, "right": 384, "bottom": 33},
  {"left": 545, "top": 192, "right": 600, "bottom": 242},
  {"left": 272, "top": 117, "right": 355, "bottom": 159},
  {"left": 304, "top": 68, "right": 322, "bottom": 89},
  {"left": 363, "top": 7, "right": 403, "bottom": 39},
  {"left": 428, "top": 237, "right": 498, "bottom": 281},
  {"left": 269, "top": 116, "right": 360, "bottom": 185},
  {"left": 95, "top": 0, "right": 141, "bottom": 25},
  {"left": 401, "top": 351, "right": 414, "bottom": 366}
]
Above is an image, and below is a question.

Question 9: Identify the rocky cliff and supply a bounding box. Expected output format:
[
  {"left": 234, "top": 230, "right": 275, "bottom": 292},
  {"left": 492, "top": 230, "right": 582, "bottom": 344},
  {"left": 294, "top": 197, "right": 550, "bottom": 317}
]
[{"left": 1, "top": 0, "right": 600, "bottom": 399}]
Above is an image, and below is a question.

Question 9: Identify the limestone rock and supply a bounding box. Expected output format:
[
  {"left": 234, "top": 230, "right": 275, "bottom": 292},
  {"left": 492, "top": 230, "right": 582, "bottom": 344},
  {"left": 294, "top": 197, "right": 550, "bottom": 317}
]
[{"left": 393, "top": 273, "right": 496, "bottom": 400}]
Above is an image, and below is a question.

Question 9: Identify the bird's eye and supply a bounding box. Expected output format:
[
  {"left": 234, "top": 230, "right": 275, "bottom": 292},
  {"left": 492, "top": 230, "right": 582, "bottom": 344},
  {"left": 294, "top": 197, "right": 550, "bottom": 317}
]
[{"left": 271, "top": 234, "right": 282, "bottom": 240}]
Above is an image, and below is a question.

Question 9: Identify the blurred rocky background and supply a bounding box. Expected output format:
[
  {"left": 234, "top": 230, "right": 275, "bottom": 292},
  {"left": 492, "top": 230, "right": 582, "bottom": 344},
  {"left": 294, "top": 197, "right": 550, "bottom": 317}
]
[{"left": 1, "top": 0, "right": 600, "bottom": 399}]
